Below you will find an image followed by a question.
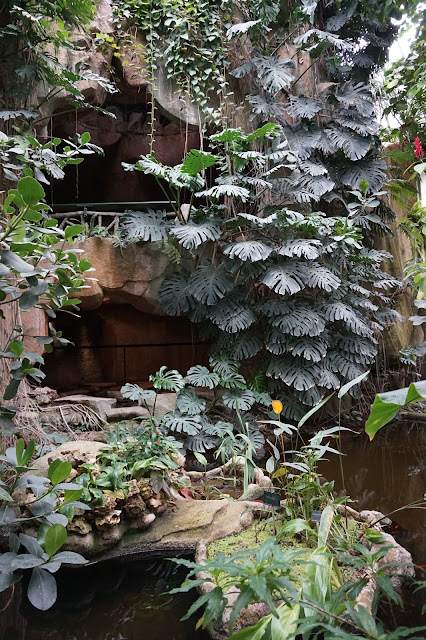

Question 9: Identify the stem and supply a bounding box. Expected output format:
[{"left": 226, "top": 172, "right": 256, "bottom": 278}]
[{"left": 297, "top": 599, "right": 378, "bottom": 639}]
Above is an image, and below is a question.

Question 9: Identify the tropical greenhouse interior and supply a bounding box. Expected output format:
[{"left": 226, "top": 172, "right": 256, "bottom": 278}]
[{"left": 1, "top": 0, "right": 426, "bottom": 638}]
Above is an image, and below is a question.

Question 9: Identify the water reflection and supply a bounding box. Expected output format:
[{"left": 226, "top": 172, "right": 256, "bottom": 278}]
[
  {"left": 319, "top": 422, "right": 426, "bottom": 563},
  {"left": 3, "top": 558, "right": 207, "bottom": 640}
]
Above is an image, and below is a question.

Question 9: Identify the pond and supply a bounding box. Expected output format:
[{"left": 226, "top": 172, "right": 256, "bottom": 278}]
[
  {"left": 2, "top": 556, "right": 208, "bottom": 640},
  {"left": 3, "top": 421, "right": 425, "bottom": 638},
  {"left": 320, "top": 420, "right": 426, "bottom": 624}
]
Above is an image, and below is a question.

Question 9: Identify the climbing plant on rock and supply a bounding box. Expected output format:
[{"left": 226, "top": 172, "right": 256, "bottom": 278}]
[{"left": 120, "top": 126, "right": 400, "bottom": 418}]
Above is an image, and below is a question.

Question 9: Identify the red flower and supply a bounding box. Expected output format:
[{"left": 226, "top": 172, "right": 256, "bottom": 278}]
[
  {"left": 414, "top": 137, "right": 424, "bottom": 158},
  {"left": 157, "top": 440, "right": 160, "bottom": 444}
]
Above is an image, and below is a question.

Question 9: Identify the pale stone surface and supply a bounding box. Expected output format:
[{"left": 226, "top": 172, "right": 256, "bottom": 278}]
[
  {"left": 145, "top": 392, "right": 177, "bottom": 418},
  {"left": 151, "top": 65, "right": 200, "bottom": 128},
  {"left": 32, "top": 440, "right": 104, "bottom": 476},
  {"left": 116, "top": 499, "right": 254, "bottom": 549},
  {"left": 72, "top": 238, "right": 173, "bottom": 315},
  {"left": 54, "top": 395, "right": 117, "bottom": 420}
]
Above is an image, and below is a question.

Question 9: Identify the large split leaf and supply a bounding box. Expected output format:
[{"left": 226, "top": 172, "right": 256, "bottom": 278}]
[{"left": 189, "top": 264, "right": 234, "bottom": 305}]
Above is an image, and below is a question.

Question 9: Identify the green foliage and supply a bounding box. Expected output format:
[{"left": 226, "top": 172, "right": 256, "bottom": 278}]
[
  {"left": 113, "top": 0, "right": 230, "bottom": 117},
  {"left": 0, "top": 439, "right": 88, "bottom": 610},
  {"left": 121, "top": 128, "right": 398, "bottom": 415},
  {"left": 0, "top": 1, "right": 116, "bottom": 114},
  {"left": 365, "top": 379, "right": 426, "bottom": 440},
  {"left": 0, "top": 171, "right": 94, "bottom": 412},
  {"left": 383, "top": 17, "right": 426, "bottom": 145},
  {"left": 171, "top": 501, "right": 423, "bottom": 639},
  {"left": 120, "top": 359, "right": 266, "bottom": 455}
]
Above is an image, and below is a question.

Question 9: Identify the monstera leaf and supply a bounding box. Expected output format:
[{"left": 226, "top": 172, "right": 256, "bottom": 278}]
[
  {"left": 296, "top": 174, "right": 335, "bottom": 199},
  {"left": 333, "top": 83, "right": 374, "bottom": 117},
  {"left": 277, "top": 239, "right": 322, "bottom": 259},
  {"left": 188, "top": 264, "right": 234, "bottom": 305},
  {"left": 120, "top": 383, "right": 155, "bottom": 405},
  {"left": 267, "top": 357, "right": 318, "bottom": 391},
  {"left": 325, "top": 126, "right": 370, "bottom": 161},
  {"left": 251, "top": 54, "right": 295, "bottom": 93},
  {"left": 285, "top": 96, "right": 323, "bottom": 119},
  {"left": 223, "top": 240, "right": 273, "bottom": 262},
  {"left": 262, "top": 300, "right": 326, "bottom": 337},
  {"left": 294, "top": 29, "right": 352, "bottom": 53},
  {"left": 185, "top": 432, "right": 218, "bottom": 453},
  {"left": 209, "top": 353, "right": 239, "bottom": 377},
  {"left": 287, "top": 336, "right": 329, "bottom": 362},
  {"left": 334, "top": 110, "right": 378, "bottom": 136},
  {"left": 170, "top": 220, "right": 222, "bottom": 250},
  {"left": 119, "top": 210, "right": 168, "bottom": 242},
  {"left": 281, "top": 125, "right": 322, "bottom": 160},
  {"left": 261, "top": 262, "right": 306, "bottom": 295},
  {"left": 162, "top": 411, "right": 201, "bottom": 435},
  {"left": 324, "top": 351, "right": 365, "bottom": 379},
  {"left": 222, "top": 388, "right": 256, "bottom": 410},
  {"left": 318, "top": 368, "right": 340, "bottom": 389},
  {"left": 176, "top": 388, "right": 206, "bottom": 415},
  {"left": 159, "top": 274, "right": 193, "bottom": 315},
  {"left": 303, "top": 265, "right": 341, "bottom": 291},
  {"left": 149, "top": 366, "right": 185, "bottom": 392},
  {"left": 181, "top": 149, "right": 218, "bottom": 176},
  {"left": 196, "top": 184, "right": 250, "bottom": 201},
  {"left": 338, "top": 159, "right": 387, "bottom": 192},
  {"left": 185, "top": 365, "right": 220, "bottom": 389},
  {"left": 337, "top": 335, "right": 377, "bottom": 364},
  {"left": 246, "top": 93, "right": 286, "bottom": 118},
  {"left": 208, "top": 300, "right": 257, "bottom": 333},
  {"left": 229, "top": 330, "right": 263, "bottom": 359}
]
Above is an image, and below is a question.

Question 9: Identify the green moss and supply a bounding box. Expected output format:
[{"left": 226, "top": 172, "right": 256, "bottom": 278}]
[{"left": 207, "top": 515, "right": 312, "bottom": 558}]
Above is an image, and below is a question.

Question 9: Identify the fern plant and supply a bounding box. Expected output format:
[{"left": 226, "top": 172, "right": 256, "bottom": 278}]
[{"left": 120, "top": 125, "right": 399, "bottom": 417}]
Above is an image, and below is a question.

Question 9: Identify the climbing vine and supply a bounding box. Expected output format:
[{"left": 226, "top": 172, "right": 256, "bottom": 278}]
[{"left": 113, "top": 0, "right": 232, "bottom": 119}]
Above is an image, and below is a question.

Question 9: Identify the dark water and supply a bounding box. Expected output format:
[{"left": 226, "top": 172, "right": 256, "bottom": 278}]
[
  {"left": 319, "top": 421, "right": 426, "bottom": 564},
  {"left": 320, "top": 421, "right": 426, "bottom": 625},
  {"left": 2, "top": 557, "right": 208, "bottom": 640}
]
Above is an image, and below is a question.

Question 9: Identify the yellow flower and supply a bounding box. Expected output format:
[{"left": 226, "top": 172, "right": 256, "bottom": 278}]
[{"left": 272, "top": 400, "right": 283, "bottom": 415}]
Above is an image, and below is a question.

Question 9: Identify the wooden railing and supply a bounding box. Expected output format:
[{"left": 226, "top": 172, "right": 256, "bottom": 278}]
[{"left": 51, "top": 202, "right": 176, "bottom": 230}]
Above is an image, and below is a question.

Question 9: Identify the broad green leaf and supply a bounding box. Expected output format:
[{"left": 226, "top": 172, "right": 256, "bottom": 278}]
[
  {"left": 27, "top": 567, "right": 57, "bottom": 610},
  {"left": 49, "top": 461, "right": 72, "bottom": 486},
  {"left": 181, "top": 149, "right": 218, "bottom": 176},
  {"left": 64, "top": 225, "right": 84, "bottom": 241},
  {"left": 17, "top": 176, "right": 45, "bottom": 207},
  {"left": 365, "top": 380, "right": 426, "bottom": 439},
  {"left": 317, "top": 505, "right": 334, "bottom": 547},
  {"left": 44, "top": 524, "right": 67, "bottom": 557},
  {"left": 193, "top": 451, "right": 208, "bottom": 468},
  {"left": 0, "top": 487, "right": 13, "bottom": 502}
]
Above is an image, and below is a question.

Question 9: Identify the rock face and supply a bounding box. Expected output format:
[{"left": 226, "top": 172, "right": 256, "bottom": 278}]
[
  {"left": 32, "top": 440, "right": 104, "bottom": 477},
  {"left": 73, "top": 238, "right": 173, "bottom": 314}
]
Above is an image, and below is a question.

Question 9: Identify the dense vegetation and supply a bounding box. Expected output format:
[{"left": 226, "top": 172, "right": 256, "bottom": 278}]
[{"left": 0, "top": 0, "right": 426, "bottom": 637}]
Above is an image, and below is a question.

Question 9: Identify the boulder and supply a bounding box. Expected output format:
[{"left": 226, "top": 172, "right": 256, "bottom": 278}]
[
  {"left": 32, "top": 440, "right": 104, "bottom": 477},
  {"left": 72, "top": 238, "right": 174, "bottom": 315},
  {"left": 67, "top": 518, "right": 93, "bottom": 536},
  {"left": 170, "top": 451, "right": 186, "bottom": 468},
  {"left": 145, "top": 392, "right": 177, "bottom": 418}
]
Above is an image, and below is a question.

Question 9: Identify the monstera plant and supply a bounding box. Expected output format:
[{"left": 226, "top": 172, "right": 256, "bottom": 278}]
[{"left": 120, "top": 124, "right": 400, "bottom": 418}]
